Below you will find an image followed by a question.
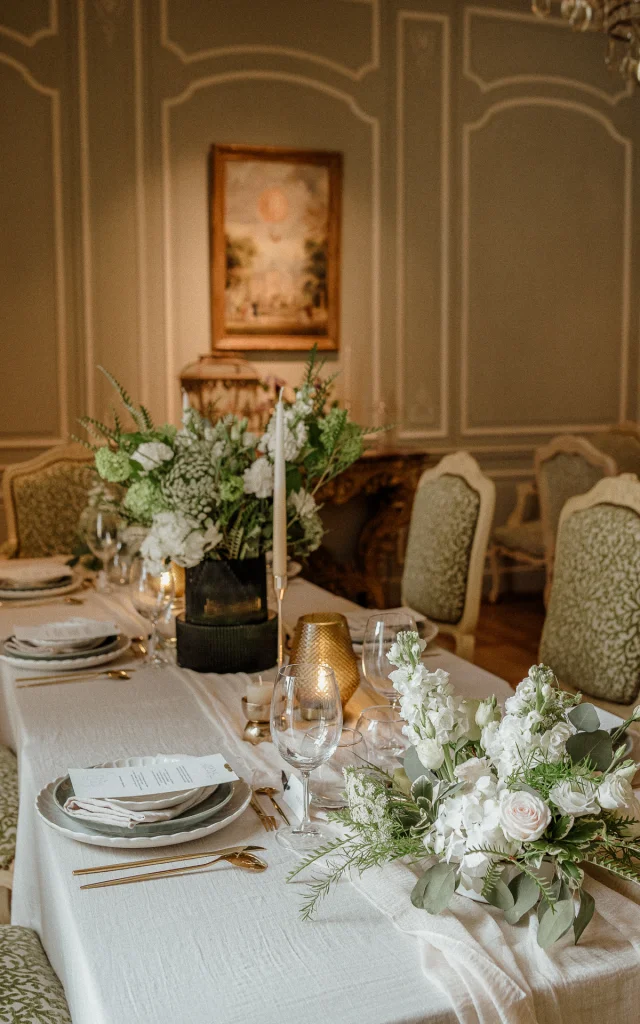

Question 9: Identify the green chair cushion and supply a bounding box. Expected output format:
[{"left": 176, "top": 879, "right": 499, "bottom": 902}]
[
  {"left": 540, "top": 503, "right": 640, "bottom": 704},
  {"left": 0, "top": 927, "right": 71, "bottom": 1023},
  {"left": 402, "top": 474, "right": 480, "bottom": 625},
  {"left": 493, "top": 520, "right": 545, "bottom": 559},
  {"left": 0, "top": 747, "right": 17, "bottom": 871},
  {"left": 12, "top": 462, "right": 97, "bottom": 558},
  {"left": 539, "top": 452, "right": 605, "bottom": 541}
]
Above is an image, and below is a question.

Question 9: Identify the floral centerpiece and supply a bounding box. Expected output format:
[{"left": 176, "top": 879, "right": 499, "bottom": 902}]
[
  {"left": 290, "top": 632, "right": 640, "bottom": 948},
  {"left": 79, "top": 351, "right": 380, "bottom": 671}
]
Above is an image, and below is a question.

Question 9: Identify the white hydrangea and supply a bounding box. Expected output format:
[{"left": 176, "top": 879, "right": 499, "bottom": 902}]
[
  {"left": 141, "top": 511, "right": 222, "bottom": 573},
  {"left": 243, "top": 457, "right": 274, "bottom": 499}
]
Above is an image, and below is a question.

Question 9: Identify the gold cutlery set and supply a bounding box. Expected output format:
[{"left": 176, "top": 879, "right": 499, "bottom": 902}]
[{"left": 74, "top": 844, "right": 268, "bottom": 890}]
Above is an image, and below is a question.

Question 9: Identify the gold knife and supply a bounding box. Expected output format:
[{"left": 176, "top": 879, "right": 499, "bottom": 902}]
[{"left": 73, "top": 844, "right": 265, "bottom": 876}]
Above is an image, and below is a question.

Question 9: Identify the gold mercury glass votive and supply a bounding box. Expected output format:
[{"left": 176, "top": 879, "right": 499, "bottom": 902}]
[{"left": 288, "top": 612, "right": 360, "bottom": 709}]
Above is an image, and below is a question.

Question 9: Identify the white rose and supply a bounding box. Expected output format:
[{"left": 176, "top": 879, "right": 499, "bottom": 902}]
[
  {"left": 549, "top": 779, "right": 600, "bottom": 817},
  {"left": 455, "top": 757, "right": 494, "bottom": 786},
  {"left": 539, "top": 721, "right": 574, "bottom": 762},
  {"left": 499, "top": 790, "right": 551, "bottom": 842},
  {"left": 132, "top": 441, "right": 174, "bottom": 472},
  {"left": 598, "top": 770, "right": 635, "bottom": 811},
  {"left": 415, "top": 738, "right": 444, "bottom": 771}
]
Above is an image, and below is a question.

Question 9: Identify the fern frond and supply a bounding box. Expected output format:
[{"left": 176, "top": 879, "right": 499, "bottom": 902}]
[
  {"left": 140, "top": 404, "right": 154, "bottom": 430},
  {"left": 98, "top": 366, "right": 145, "bottom": 429},
  {"left": 70, "top": 433, "right": 97, "bottom": 452},
  {"left": 78, "top": 416, "right": 118, "bottom": 443},
  {"left": 481, "top": 860, "right": 504, "bottom": 899}
]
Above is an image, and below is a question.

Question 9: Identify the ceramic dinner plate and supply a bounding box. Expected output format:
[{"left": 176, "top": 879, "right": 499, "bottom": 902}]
[
  {"left": 89, "top": 754, "right": 207, "bottom": 811},
  {"left": 0, "top": 572, "right": 84, "bottom": 601},
  {"left": 1, "top": 634, "right": 131, "bottom": 671},
  {"left": 53, "top": 778, "right": 232, "bottom": 837},
  {"left": 3, "top": 635, "right": 119, "bottom": 661},
  {"left": 36, "top": 777, "right": 251, "bottom": 848}
]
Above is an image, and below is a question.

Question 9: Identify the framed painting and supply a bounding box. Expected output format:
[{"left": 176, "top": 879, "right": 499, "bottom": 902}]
[{"left": 210, "top": 144, "right": 342, "bottom": 352}]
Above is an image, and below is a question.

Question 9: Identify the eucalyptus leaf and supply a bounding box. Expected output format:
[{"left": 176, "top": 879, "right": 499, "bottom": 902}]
[
  {"left": 422, "top": 863, "right": 458, "bottom": 914},
  {"left": 568, "top": 703, "right": 601, "bottom": 733},
  {"left": 573, "top": 888, "right": 595, "bottom": 944},
  {"left": 411, "top": 776, "right": 434, "bottom": 804},
  {"left": 504, "top": 872, "right": 540, "bottom": 925},
  {"left": 566, "top": 730, "right": 614, "bottom": 771},
  {"left": 484, "top": 876, "right": 515, "bottom": 912},
  {"left": 537, "top": 898, "right": 575, "bottom": 949},
  {"left": 410, "top": 867, "right": 433, "bottom": 909}
]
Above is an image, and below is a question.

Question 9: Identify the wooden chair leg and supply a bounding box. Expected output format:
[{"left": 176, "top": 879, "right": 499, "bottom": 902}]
[
  {"left": 455, "top": 633, "right": 475, "bottom": 662},
  {"left": 0, "top": 862, "right": 13, "bottom": 925},
  {"left": 488, "top": 545, "right": 501, "bottom": 604}
]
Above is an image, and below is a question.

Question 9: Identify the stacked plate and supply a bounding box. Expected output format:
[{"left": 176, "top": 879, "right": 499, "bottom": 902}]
[
  {"left": 36, "top": 755, "right": 252, "bottom": 849},
  {"left": 0, "top": 561, "right": 83, "bottom": 601},
  {"left": 1, "top": 618, "right": 131, "bottom": 671},
  {"left": 347, "top": 608, "right": 439, "bottom": 653}
]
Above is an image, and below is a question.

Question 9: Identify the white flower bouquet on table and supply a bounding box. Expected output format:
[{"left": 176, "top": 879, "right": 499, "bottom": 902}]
[
  {"left": 290, "top": 631, "right": 640, "bottom": 948},
  {"left": 78, "top": 350, "right": 379, "bottom": 570}
]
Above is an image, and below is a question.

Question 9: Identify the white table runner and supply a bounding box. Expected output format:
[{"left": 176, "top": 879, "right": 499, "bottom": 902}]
[{"left": 2, "top": 579, "right": 639, "bottom": 1024}]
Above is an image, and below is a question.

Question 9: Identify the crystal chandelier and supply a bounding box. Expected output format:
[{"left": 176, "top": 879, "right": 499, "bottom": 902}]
[{"left": 532, "top": 1, "right": 640, "bottom": 84}]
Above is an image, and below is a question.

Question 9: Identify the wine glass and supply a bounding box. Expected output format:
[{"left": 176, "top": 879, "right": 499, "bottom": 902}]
[
  {"left": 79, "top": 508, "right": 120, "bottom": 592},
  {"left": 309, "top": 727, "right": 366, "bottom": 808},
  {"left": 270, "top": 662, "right": 343, "bottom": 853},
  {"left": 129, "top": 561, "right": 175, "bottom": 667},
  {"left": 361, "top": 611, "right": 417, "bottom": 708},
  {"left": 110, "top": 524, "right": 145, "bottom": 586},
  {"left": 356, "top": 705, "right": 409, "bottom": 770}
]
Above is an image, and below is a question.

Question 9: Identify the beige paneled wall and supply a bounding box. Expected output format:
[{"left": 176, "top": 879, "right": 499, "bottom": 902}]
[{"left": 1, "top": 0, "right": 639, "bottom": 543}]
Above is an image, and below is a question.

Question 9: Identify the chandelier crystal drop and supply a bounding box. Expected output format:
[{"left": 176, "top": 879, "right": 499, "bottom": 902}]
[{"left": 532, "top": 1, "right": 640, "bottom": 84}]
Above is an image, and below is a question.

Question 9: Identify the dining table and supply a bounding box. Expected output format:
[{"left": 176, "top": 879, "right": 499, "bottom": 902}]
[{"left": 2, "top": 576, "right": 640, "bottom": 1024}]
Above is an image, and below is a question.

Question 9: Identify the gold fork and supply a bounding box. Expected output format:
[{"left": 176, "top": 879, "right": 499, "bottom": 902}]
[
  {"left": 256, "top": 787, "right": 290, "bottom": 825},
  {"left": 250, "top": 795, "right": 278, "bottom": 832}
]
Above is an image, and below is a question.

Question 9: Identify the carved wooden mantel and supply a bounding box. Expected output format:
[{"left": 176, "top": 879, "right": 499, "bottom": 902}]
[{"left": 304, "top": 446, "right": 430, "bottom": 607}]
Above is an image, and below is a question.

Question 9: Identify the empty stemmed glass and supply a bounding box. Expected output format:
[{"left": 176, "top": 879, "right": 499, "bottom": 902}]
[
  {"left": 79, "top": 508, "right": 120, "bottom": 592},
  {"left": 129, "top": 561, "right": 175, "bottom": 667},
  {"left": 361, "top": 611, "right": 417, "bottom": 708},
  {"left": 270, "top": 662, "right": 343, "bottom": 854}
]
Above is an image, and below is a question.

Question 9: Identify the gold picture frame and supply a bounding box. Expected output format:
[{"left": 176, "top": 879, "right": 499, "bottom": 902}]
[{"left": 210, "top": 144, "right": 342, "bottom": 352}]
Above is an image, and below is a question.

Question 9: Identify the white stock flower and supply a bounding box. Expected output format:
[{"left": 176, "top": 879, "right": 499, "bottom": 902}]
[
  {"left": 132, "top": 441, "right": 174, "bottom": 472},
  {"left": 289, "top": 488, "right": 316, "bottom": 519},
  {"left": 475, "top": 696, "right": 500, "bottom": 729},
  {"left": 242, "top": 458, "right": 274, "bottom": 499},
  {"left": 549, "top": 779, "right": 600, "bottom": 817},
  {"left": 499, "top": 790, "right": 551, "bottom": 842},
  {"left": 416, "top": 738, "right": 445, "bottom": 771},
  {"left": 258, "top": 409, "right": 308, "bottom": 461}
]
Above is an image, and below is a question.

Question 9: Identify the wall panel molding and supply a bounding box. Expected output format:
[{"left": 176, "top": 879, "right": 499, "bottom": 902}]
[
  {"left": 460, "top": 96, "right": 632, "bottom": 437},
  {"left": 161, "top": 70, "right": 380, "bottom": 424},
  {"left": 133, "top": 0, "right": 150, "bottom": 407},
  {"left": 78, "top": 0, "right": 96, "bottom": 418},
  {"left": 463, "top": 5, "right": 633, "bottom": 106},
  {"left": 0, "top": 53, "right": 68, "bottom": 443},
  {"left": 159, "top": 0, "right": 380, "bottom": 81},
  {"left": 395, "top": 10, "right": 450, "bottom": 440},
  {"left": 0, "top": 0, "right": 58, "bottom": 47}
]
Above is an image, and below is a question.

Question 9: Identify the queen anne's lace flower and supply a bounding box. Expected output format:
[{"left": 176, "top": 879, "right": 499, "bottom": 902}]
[
  {"left": 344, "top": 770, "right": 390, "bottom": 827},
  {"left": 160, "top": 442, "right": 217, "bottom": 522}
]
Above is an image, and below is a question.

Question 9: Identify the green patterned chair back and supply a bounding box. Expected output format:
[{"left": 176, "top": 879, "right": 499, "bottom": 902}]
[
  {"left": 535, "top": 436, "right": 616, "bottom": 571},
  {"left": 0, "top": 746, "right": 17, "bottom": 873},
  {"left": 2, "top": 445, "right": 96, "bottom": 558},
  {"left": 590, "top": 430, "right": 640, "bottom": 476},
  {"left": 402, "top": 462, "right": 484, "bottom": 625},
  {"left": 0, "top": 927, "right": 72, "bottom": 1022},
  {"left": 540, "top": 476, "right": 640, "bottom": 705}
]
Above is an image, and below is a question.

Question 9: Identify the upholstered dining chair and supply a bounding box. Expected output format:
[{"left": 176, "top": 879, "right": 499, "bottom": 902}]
[
  {"left": 0, "top": 745, "right": 18, "bottom": 926},
  {"left": 1, "top": 444, "right": 96, "bottom": 559},
  {"left": 540, "top": 474, "right": 640, "bottom": 710},
  {"left": 401, "top": 452, "right": 495, "bottom": 662},
  {"left": 590, "top": 422, "right": 640, "bottom": 476},
  {"left": 535, "top": 435, "right": 617, "bottom": 604},
  {"left": 0, "top": 927, "right": 72, "bottom": 1021}
]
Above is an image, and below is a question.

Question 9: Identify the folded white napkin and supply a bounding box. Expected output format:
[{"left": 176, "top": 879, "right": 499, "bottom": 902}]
[
  {"left": 346, "top": 606, "right": 426, "bottom": 643},
  {"left": 13, "top": 618, "right": 119, "bottom": 647},
  {"left": 0, "top": 562, "right": 72, "bottom": 588},
  {"left": 63, "top": 786, "right": 215, "bottom": 829}
]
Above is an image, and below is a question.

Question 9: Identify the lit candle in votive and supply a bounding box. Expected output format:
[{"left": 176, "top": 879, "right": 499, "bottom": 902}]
[
  {"left": 272, "top": 389, "right": 287, "bottom": 578},
  {"left": 246, "top": 675, "right": 274, "bottom": 705}
]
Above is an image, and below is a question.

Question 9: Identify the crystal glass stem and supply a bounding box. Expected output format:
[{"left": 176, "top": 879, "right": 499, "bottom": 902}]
[{"left": 299, "top": 770, "right": 312, "bottom": 832}]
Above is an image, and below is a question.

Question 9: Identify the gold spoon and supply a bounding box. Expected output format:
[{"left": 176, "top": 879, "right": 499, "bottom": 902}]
[
  {"left": 0, "top": 595, "right": 85, "bottom": 609},
  {"left": 79, "top": 851, "right": 267, "bottom": 889},
  {"left": 17, "top": 669, "right": 133, "bottom": 688}
]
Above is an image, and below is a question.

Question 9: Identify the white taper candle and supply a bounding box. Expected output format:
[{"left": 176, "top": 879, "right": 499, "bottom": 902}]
[{"left": 272, "top": 389, "right": 287, "bottom": 578}]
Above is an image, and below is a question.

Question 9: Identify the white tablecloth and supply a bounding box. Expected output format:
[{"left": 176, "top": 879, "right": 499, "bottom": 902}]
[{"left": 2, "top": 580, "right": 639, "bottom": 1024}]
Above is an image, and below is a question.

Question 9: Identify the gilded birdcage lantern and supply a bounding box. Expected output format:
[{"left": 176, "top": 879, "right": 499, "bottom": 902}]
[{"left": 179, "top": 353, "right": 275, "bottom": 433}]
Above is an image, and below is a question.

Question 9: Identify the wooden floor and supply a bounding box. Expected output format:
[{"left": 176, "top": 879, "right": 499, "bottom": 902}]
[{"left": 439, "top": 595, "right": 546, "bottom": 690}]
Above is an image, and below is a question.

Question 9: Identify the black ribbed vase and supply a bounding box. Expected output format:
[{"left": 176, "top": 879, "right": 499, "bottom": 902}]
[{"left": 176, "top": 555, "right": 277, "bottom": 673}]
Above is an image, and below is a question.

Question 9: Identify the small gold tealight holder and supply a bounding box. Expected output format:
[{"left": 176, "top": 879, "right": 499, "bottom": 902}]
[{"left": 241, "top": 696, "right": 271, "bottom": 745}]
